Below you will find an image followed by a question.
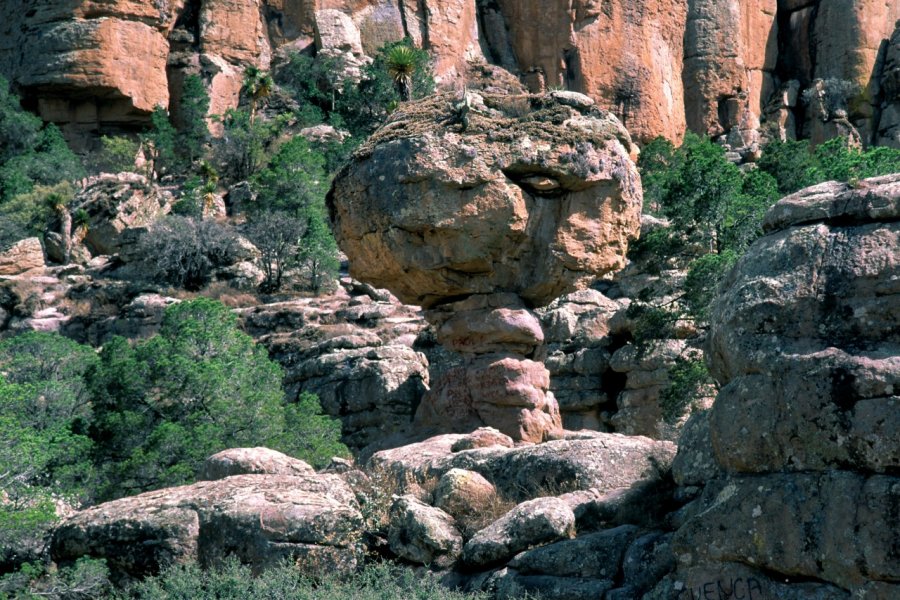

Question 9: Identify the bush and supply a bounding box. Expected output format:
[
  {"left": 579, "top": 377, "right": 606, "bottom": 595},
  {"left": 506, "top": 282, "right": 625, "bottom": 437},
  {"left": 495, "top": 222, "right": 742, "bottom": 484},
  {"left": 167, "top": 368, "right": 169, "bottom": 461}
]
[
  {"left": 88, "top": 299, "right": 348, "bottom": 499},
  {"left": 0, "top": 333, "right": 100, "bottom": 565},
  {"left": 245, "top": 211, "right": 307, "bottom": 292},
  {"left": 0, "top": 181, "right": 75, "bottom": 250},
  {"left": 0, "top": 77, "right": 83, "bottom": 203},
  {"left": 115, "top": 559, "right": 488, "bottom": 600},
  {"left": 93, "top": 135, "right": 140, "bottom": 174},
  {"left": 252, "top": 136, "right": 329, "bottom": 216},
  {"left": 138, "top": 216, "right": 239, "bottom": 291}
]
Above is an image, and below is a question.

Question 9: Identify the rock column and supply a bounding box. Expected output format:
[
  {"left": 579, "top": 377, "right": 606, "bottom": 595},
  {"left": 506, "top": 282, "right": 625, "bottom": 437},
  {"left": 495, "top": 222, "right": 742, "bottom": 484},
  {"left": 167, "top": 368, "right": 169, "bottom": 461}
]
[
  {"left": 416, "top": 293, "right": 561, "bottom": 443},
  {"left": 328, "top": 92, "right": 642, "bottom": 443}
]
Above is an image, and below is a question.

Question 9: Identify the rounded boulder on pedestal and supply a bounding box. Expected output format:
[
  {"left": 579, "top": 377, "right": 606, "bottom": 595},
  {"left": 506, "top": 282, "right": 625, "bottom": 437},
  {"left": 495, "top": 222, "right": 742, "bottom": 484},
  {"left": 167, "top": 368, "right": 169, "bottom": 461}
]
[{"left": 328, "top": 92, "right": 642, "bottom": 310}]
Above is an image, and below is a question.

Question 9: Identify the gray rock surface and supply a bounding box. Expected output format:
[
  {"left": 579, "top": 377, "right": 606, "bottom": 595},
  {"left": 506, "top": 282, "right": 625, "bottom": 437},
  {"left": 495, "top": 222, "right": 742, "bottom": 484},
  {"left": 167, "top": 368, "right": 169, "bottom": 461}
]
[
  {"left": 370, "top": 432, "right": 676, "bottom": 502},
  {"left": 387, "top": 495, "right": 463, "bottom": 569},
  {"left": 462, "top": 497, "right": 575, "bottom": 567}
]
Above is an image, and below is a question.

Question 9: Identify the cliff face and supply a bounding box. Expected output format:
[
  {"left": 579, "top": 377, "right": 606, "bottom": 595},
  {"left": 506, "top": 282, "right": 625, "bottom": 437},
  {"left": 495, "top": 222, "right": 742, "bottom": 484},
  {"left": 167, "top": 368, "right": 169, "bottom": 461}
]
[{"left": 3, "top": 0, "right": 900, "bottom": 147}]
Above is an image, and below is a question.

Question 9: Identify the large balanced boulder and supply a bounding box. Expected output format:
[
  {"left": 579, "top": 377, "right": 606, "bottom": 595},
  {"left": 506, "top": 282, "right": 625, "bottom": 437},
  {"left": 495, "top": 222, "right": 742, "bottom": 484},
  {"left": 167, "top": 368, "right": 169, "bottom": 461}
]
[
  {"left": 51, "top": 473, "right": 363, "bottom": 583},
  {"left": 329, "top": 92, "right": 641, "bottom": 442},
  {"left": 329, "top": 92, "right": 641, "bottom": 309}
]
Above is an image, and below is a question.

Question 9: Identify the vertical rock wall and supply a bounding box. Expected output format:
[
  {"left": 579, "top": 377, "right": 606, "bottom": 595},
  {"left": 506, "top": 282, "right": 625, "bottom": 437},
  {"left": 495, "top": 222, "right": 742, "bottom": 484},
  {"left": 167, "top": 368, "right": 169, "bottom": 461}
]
[{"left": 3, "top": 0, "right": 900, "bottom": 147}]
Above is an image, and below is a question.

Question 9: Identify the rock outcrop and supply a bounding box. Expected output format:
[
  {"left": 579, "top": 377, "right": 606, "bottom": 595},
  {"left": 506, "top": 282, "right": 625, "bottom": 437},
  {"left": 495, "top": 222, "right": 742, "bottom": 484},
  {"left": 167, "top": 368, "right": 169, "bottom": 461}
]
[
  {"left": 51, "top": 472, "right": 363, "bottom": 583},
  {"left": 656, "top": 174, "right": 900, "bottom": 598},
  {"left": 74, "top": 173, "right": 174, "bottom": 258},
  {"left": 239, "top": 279, "right": 429, "bottom": 450},
  {"left": 330, "top": 92, "right": 641, "bottom": 442},
  {"left": 0, "top": 238, "right": 45, "bottom": 277}
]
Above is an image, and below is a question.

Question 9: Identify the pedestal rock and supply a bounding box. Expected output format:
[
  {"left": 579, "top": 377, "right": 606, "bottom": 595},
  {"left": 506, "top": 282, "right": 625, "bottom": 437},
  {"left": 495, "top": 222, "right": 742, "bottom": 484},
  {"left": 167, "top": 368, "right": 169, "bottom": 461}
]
[{"left": 328, "top": 92, "right": 642, "bottom": 442}]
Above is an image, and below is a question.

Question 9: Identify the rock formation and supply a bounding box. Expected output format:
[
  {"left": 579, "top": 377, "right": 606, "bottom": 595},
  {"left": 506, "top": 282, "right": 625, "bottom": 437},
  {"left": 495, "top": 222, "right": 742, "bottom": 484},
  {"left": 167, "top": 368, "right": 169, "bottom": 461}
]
[
  {"left": 51, "top": 472, "right": 363, "bottom": 583},
  {"left": 4, "top": 0, "right": 900, "bottom": 147},
  {"left": 654, "top": 174, "right": 900, "bottom": 598},
  {"left": 329, "top": 92, "right": 642, "bottom": 442}
]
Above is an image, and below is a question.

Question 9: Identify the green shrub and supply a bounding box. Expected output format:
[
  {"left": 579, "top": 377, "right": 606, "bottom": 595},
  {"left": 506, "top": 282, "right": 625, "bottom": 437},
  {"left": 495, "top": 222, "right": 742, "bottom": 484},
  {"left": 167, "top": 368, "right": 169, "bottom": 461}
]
[
  {"left": 116, "top": 559, "right": 488, "bottom": 600},
  {"left": 94, "top": 135, "right": 140, "bottom": 174},
  {"left": 0, "top": 77, "right": 83, "bottom": 203},
  {"left": 89, "top": 299, "right": 349, "bottom": 499}
]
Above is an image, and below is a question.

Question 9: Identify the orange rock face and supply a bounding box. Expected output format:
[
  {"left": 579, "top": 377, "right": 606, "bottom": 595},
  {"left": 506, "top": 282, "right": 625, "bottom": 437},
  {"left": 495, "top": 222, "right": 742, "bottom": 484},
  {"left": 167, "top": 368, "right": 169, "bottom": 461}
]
[
  {"left": 4, "top": 0, "right": 900, "bottom": 148},
  {"left": 488, "top": 0, "right": 688, "bottom": 143}
]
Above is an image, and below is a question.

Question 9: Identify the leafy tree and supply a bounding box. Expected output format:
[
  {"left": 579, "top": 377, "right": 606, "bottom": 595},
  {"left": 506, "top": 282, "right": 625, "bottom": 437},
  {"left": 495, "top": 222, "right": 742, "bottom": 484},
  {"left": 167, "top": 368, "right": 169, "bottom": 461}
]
[
  {"left": 298, "top": 210, "right": 340, "bottom": 294},
  {"left": 756, "top": 138, "right": 820, "bottom": 194},
  {"left": 0, "top": 77, "right": 82, "bottom": 203},
  {"left": 88, "top": 299, "right": 348, "bottom": 499},
  {"left": 212, "top": 108, "right": 271, "bottom": 181},
  {"left": 142, "top": 106, "right": 179, "bottom": 177},
  {"left": 137, "top": 216, "right": 238, "bottom": 290},
  {"left": 242, "top": 66, "right": 274, "bottom": 123},
  {"left": 89, "top": 300, "right": 286, "bottom": 498},
  {"left": 252, "top": 136, "right": 329, "bottom": 215},
  {"left": 0, "top": 333, "right": 99, "bottom": 565},
  {"left": 279, "top": 392, "right": 347, "bottom": 468},
  {"left": 93, "top": 135, "right": 140, "bottom": 174},
  {"left": 175, "top": 74, "right": 211, "bottom": 166}
]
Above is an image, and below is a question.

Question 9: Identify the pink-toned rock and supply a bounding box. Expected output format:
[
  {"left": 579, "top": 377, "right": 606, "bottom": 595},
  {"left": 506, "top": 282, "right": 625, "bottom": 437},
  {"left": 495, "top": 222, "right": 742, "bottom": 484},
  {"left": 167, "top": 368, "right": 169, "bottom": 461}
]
[
  {"left": 51, "top": 473, "right": 362, "bottom": 583},
  {"left": 199, "top": 447, "right": 315, "bottom": 480},
  {"left": 0, "top": 238, "right": 45, "bottom": 276},
  {"left": 329, "top": 93, "right": 641, "bottom": 309},
  {"left": 428, "top": 294, "right": 544, "bottom": 355}
]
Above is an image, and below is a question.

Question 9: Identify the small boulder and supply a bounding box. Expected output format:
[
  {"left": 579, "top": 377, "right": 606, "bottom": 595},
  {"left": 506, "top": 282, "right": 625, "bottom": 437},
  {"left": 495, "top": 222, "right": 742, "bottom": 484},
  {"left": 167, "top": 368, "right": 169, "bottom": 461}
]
[
  {"left": 433, "top": 468, "right": 498, "bottom": 529},
  {"left": 462, "top": 497, "right": 575, "bottom": 567},
  {"left": 199, "top": 447, "right": 315, "bottom": 481},
  {"left": 387, "top": 495, "right": 463, "bottom": 569}
]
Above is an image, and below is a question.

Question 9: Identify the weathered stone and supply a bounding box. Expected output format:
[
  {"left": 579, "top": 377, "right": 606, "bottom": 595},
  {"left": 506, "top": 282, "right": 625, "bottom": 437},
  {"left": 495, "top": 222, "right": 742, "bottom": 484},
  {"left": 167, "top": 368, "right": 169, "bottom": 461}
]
[
  {"left": 707, "top": 175, "right": 900, "bottom": 473},
  {"left": 0, "top": 238, "right": 45, "bottom": 276},
  {"left": 508, "top": 525, "right": 638, "bottom": 579},
  {"left": 51, "top": 473, "right": 362, "bottom": 583},
  {"left": 462, "top": 497, "right": 575, "bottom": 567},
  {"left": 427, "top": 294, "right": 544, "bottom": 355},
  {"left": 449, "top": 427, "right": 515, "bottom": 452},
  {"left": 199, "top": 448, "right": 315, "bottom": 481},
  {"left": 433, "top": 468, "right": 497, "bottom": 528},
  {"left": 75, "top": 174, "right": 173, "bottom": 257},
  {"left": 671, "top": 411, "right": 721, "bottom": 487},
  {"left": 371, "top": 433, "right": 676, "bottom": 505},
  {"left": 387, "top": 495, "right": 463, "bottom": 569},
  {"left": 415, "top": 354, "right": 562, "bottom": 444},
  {"left": 675, "top": 472, "right": 900, "bottom": 589},
  {"left": 329, "top": 93, "right": 641, "bottom": 310}
]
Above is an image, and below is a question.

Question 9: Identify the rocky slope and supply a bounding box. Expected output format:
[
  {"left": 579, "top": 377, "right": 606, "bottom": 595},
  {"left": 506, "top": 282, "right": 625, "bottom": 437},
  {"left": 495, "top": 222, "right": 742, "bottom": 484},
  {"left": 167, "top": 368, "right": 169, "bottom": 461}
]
[
  {"left": 4, "top": 0, "right": 900, "bottom": 148},
  {"left": 45, "top": 173, "right": 900, "bottom": 599}
]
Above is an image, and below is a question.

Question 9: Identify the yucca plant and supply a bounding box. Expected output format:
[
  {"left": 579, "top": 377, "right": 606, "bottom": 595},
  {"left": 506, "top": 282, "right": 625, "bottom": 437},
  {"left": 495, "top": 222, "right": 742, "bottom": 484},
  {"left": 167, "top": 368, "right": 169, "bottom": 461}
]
[
  {"left": 242, "top": 66, "right": 274, "bottom": 123},
  {"left": 386, "top": 45, "right": 417, "bottom": 101}
]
